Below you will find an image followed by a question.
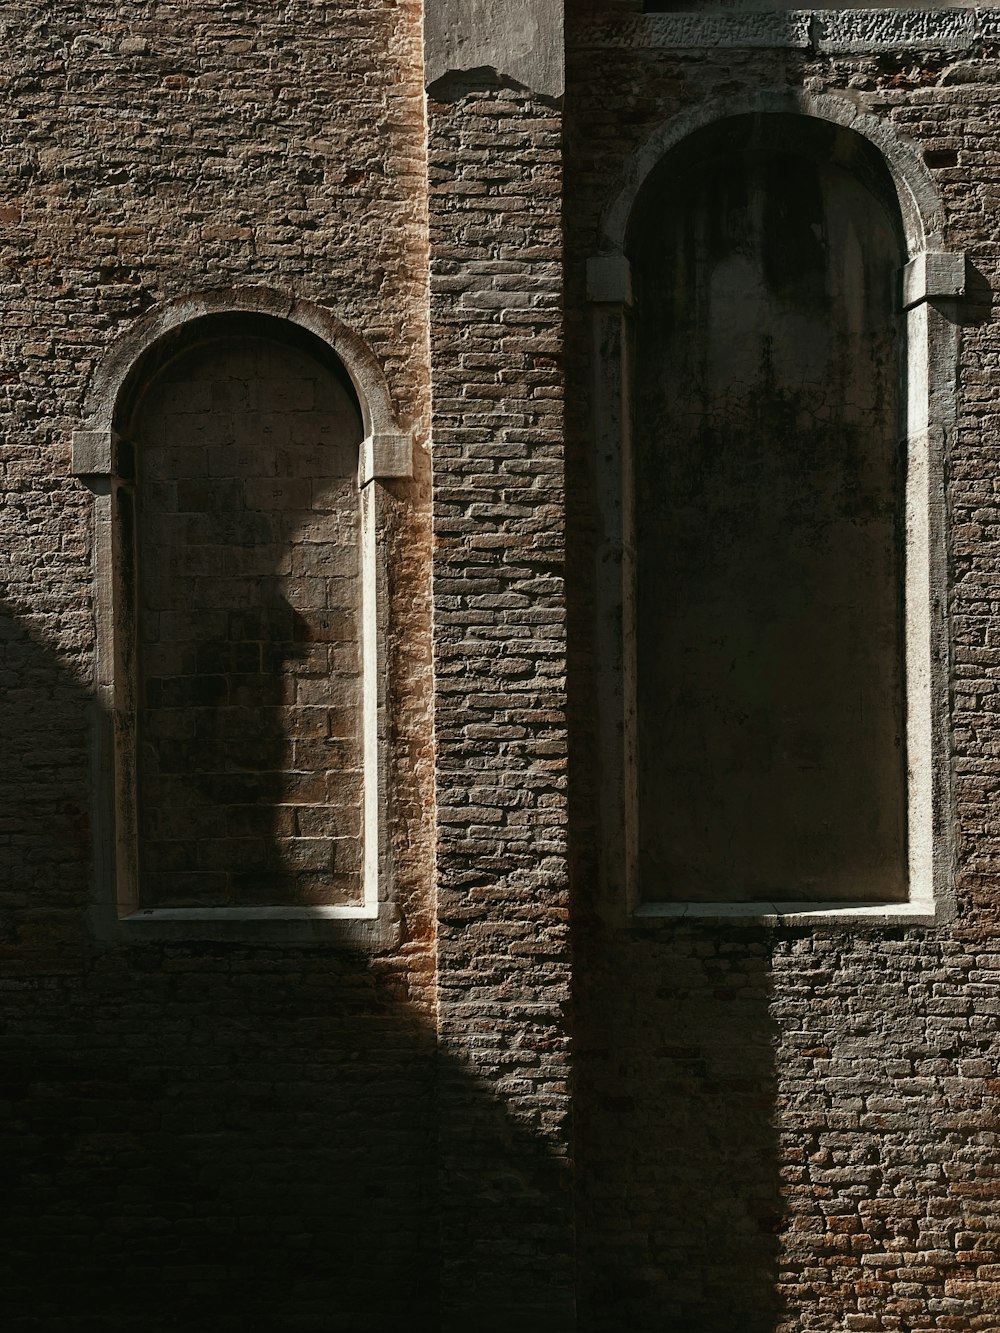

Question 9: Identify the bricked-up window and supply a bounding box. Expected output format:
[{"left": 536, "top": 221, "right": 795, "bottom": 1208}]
[
  {"left": 629, "top": 114, "right": 907, "bottom": 903},
  {"left": 124, "top": 316, "right": 366, "bottom": 909}
]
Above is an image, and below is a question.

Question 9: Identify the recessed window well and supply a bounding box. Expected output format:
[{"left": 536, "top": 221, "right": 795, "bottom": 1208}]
[
  {"left": 587, "top": 103, "right": 959, "bottom": 921},
  {"left": 74, "top": 294, "right": 414, "bottom": 941},
  {"left": 631, "top": 116, "right": 906, "bottom": 904},
  {"left": 129, "top": 319, "right": 365, "bottom": 909}
]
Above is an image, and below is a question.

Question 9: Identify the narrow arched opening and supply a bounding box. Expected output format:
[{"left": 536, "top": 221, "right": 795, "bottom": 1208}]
[
  {"left": 628, "top": 113, "right": 908, "bottom": 903},
  {"left": 114, "top": 313, "right": 367, "bottom": 909}
]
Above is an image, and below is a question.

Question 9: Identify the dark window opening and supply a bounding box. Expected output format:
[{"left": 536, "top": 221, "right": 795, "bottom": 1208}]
[{"left": 628, "top": 114, "right": 908, "bottom": 903}]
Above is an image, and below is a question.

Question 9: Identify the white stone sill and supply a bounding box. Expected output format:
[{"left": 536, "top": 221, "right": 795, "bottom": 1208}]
[
  {"left": 634, "top": 900, "right": 938, "bottom": 927},
  {"left": 126, "top": 906, "right": 377, "bottom": 920},
  {"left": 88, "top": 904, "right": 397, "bottom": 947}
]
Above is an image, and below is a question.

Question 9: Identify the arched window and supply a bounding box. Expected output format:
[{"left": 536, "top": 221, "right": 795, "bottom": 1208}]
[
  {"left": 632, "top": 114, "right": 906, "bottom": 903},
  {"left": 126, "top": 315, "right": 365, "bottom": 909},
  {"left": 587, "top": 102, "right": 960, "bottom": 919},
  {"left": 74, "top": 294, "right": 412, "bottom": 939}
]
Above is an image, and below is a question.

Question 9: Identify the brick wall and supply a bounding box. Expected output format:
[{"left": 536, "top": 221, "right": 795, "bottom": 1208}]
[
  {"left": 6, "top": 0, "right": 1000, "bottom": 1327},
  {"left": 565, "top": 13, "right": 1000, "bottom": 1332},
  {"left": 0, "top": 2, "right": 438, "bottom": 1328},
  {"left": 426, "top": 76, "right": 575, "bottom": 1328}
]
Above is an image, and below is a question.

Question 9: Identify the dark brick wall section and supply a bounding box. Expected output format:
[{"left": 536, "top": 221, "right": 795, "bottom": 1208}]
[
  {"left": 564, "top": 20, "right": 1000, "bottom": 1333},
  {"left": 0, "top": 947, "right": 440, "bottom": 1333},
  {"left": 426, "top": 82, "right": 575, "bottom": 1329},
  {"left": 135, "top": 333, "right": 365, "bottom": 909}
]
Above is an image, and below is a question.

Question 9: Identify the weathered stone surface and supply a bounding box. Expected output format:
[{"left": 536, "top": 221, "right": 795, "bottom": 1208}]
[
  {"left": 424, "top": 0, "right": 564, "bottom": 95},
  {"left": 632, "top": 115, "right": 907, "bottom": 904}
]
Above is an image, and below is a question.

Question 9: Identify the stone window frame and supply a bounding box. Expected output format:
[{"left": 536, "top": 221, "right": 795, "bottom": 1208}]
[
  {"left": 73, "top": 287, "right": 412, "bottom": 945},
  {"left": 587, "top": 90, "right": 961, "bottom": 927}
]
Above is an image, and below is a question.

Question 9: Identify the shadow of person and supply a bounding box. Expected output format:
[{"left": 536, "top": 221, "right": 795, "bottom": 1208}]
[
  {"left": 139, "top": 574, "right": 314, "bottom": 907},
  {"left": 129, "top": 319, "right": 369, "bottom": 911}
]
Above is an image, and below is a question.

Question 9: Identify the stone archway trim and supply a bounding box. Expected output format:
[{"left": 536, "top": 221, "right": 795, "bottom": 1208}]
[
  {"left": 598, "top": 88, "right": 945, "bottom": 260},
  {"left": 74, "top": 285, "right": 402, "bottom": 945},
  {"left": 587, "top": 93, "right": 960, "bottom": 925},
  {"left": 73, "top": 286, "right": 412, "bottom": 483}
]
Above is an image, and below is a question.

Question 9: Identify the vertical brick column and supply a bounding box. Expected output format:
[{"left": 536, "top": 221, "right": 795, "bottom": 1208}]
[{"left": 424, "top": 21, "right": 575, "bottom": 1327}]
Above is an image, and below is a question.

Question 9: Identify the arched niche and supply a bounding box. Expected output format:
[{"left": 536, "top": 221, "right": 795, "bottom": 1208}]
[
  {"left": 632, "top": 113, "right": 906, "bottom": 903},
  {"left": 74, "top": 293, "right": 411, "bottom": 942},
  {"left": 586, "top": 104, "right": 961, "bottom": 923}
]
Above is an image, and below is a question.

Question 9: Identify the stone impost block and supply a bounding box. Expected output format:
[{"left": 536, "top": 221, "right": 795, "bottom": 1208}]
[
  {"left": 903, "top": 251, "right": 966, "bottom": 309},
  {"left": 587, "top": 255, "right": 633, "bottom": 306},
  {"left": 71, "top": 429, "right": 119, "bottom": 477},
  {"left": 360, "top": 432, "right": 413, "bottom": 484}
]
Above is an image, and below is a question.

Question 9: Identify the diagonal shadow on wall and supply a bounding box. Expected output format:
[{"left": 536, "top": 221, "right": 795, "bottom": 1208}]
[
  {"left": 0, "top": 602, "right": 573, "bottom": 1333},
  {"left": 570, "top": 905, "right": 784, "bottom": 1332}
]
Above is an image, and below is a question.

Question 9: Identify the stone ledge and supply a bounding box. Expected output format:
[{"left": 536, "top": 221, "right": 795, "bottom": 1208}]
[
  {"left": 634, "top": 900, "right": 940, "bottom": 927},
  {"left": 819, "top": 7, "right": 977, "bottom": 52},
  {"left": 903, "top": 250, "right": 966, "bottom": 308},
  {"left": 71, "top": 429, "right": 117, "bottom": 477},
  {"left": 88, "top": 903, "right": 400, "bottom": 948},
  {"left": 360, "top": 432, "right": 413, "bottom": 484},
  {"left": 570, "top": 10, "right": 981, "bottom": 53},
  {"left": 587, "top": 255, "right": 633, "bottom": 305}
]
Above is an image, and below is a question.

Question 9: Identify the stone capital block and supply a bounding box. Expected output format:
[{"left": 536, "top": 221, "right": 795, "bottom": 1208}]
[
  {"left": 360, "top": 432, "right": 413, "bottom": 484},
  {"left": 903, "top": 250, "right": 965, "bottom": 309},
  {"left": 587, "top": 255, "right": 633, "bottom": 307},
  {"left": 71, "top": 429, "right": 119, "bottom": 477}
]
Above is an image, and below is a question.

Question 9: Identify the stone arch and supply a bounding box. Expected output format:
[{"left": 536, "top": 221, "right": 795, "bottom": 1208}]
[
  {"left": 598, "top": 88, "right": 945, "bottom": 261},
  {"left": 80, "top": 287, "right": 412, "bottom": 482},
  {"left": 587, "top": 97, "right": 960, "bottom": 924},
  {"left": 75, "top": 290, "right": 403, "bottom": 943}
]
